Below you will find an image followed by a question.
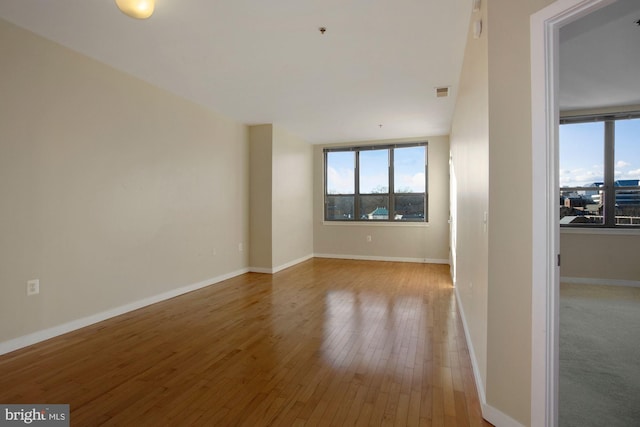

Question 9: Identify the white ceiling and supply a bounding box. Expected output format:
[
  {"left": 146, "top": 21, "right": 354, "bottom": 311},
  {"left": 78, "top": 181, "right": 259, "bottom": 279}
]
[
  {"left": 559, "top": 0, "right": 640, "bottom": 112},
  {"left": 0, "top": 0, "right": 472, "bottom": 144}
]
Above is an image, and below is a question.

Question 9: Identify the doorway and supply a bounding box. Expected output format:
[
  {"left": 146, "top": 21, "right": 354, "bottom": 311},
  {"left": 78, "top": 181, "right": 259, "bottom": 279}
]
[{"left": 530, "top": 0, "right": 619, "bottom": 425}]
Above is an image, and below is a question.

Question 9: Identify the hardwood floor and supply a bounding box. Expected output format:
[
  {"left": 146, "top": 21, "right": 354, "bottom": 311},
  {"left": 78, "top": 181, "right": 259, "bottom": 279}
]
[{"left": 0, "top": 259, "right": 491, "bottom": 426}]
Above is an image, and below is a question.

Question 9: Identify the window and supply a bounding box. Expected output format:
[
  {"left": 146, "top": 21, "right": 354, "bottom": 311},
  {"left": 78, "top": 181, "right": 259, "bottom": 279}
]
[
  {"left": 324, "top": 143, "right": 427, "bottom": 222},
  {"left": 559, "top": 114, "right": 640, "bottom": 227}
]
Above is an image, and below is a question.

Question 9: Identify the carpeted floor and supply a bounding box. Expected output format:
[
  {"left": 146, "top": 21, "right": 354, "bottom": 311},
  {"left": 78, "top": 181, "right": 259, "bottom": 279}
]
[{"left": 559, "top": 283, "right": 640, "bottom": 427}]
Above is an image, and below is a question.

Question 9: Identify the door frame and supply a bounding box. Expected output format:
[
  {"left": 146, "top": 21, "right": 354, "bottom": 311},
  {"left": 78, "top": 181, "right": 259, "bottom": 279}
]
[{"left": 530, "top": 1, "right": 616, "bottom": 425}]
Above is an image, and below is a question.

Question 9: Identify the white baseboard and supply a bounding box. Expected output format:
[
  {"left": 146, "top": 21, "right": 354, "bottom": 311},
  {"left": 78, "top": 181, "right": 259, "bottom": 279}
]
[
  {"left": 560, "top": 276, "right": 640, "bottom": 288},
  {"left": 249, "top": 254, "right": 314, "bottom": 274},
  {"left": 249, "top": 267, "right": 273, "bottom": 274},
  {"left": 272, "top": 254, "right": 314, "bottom": 273},
  {"left": 454, "top": 287, "right": 525, "bottom": 427},
  {"left": 0, "top": 268, "right": 250, "bottom": 356},
  {"left": 482, "top": 404, "right": 526, "bottom": 427},
  {"left": 314, "top": 253, "right": 449, "bottom": 265},
  {"left": 454, "top": 287, "right": 487, "bottom": 405}
]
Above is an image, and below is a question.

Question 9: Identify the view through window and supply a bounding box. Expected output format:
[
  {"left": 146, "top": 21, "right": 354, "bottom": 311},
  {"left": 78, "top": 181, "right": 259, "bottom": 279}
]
[
  {"left": 324, "top": 143, "right": 427, "bottom": 222},
  {"left": 560, "top": 115, "right": 640, "bottom": 227}
]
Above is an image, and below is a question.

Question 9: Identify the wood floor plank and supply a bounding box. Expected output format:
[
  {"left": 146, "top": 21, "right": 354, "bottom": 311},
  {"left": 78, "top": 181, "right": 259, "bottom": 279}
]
[{"left": 0, "top": 259, "right": 492, "bottom": 426}]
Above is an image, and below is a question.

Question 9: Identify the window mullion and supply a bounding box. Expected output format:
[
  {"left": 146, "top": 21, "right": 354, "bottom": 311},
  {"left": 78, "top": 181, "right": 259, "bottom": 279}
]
[
  {"left": 354, "top": 151, "right": 360, "bottom": 220},
  {"left": 425, "top": 149, "right": 428, "bottom": 219},
  {"left": 323, "top": 151, "right": 328, "bottom": 219},
  {"left": 389, "top": 149, "right": 395, "bottom": 221},
  {"left": 604, "top": 120, "right": 615, "bottom": 226}
]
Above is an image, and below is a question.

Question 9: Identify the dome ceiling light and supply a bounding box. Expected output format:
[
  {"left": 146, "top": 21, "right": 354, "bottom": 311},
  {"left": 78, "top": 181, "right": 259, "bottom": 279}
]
[{"left": 115, "top": 0, "right": 155, "bottom": 19}]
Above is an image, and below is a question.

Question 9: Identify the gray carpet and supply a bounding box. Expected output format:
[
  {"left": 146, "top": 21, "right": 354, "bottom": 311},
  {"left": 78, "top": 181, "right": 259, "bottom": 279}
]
[{"left": 559, "top": 283, "right": 640, "bottom": 427}]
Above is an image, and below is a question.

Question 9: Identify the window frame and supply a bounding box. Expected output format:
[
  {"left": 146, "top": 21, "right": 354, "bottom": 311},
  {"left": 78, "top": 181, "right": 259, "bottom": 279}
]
[
  {"left": 323, "top": 142, "right": 428, "bottom": 223},
  {"left": 559, "top": 112, "right": 640, "bottom": 228}
]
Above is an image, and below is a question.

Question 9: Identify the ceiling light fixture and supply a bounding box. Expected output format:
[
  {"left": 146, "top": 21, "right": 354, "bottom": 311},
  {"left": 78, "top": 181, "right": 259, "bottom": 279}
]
[{"left": 115, "top": 0, "right": 155, "bottom": 19}]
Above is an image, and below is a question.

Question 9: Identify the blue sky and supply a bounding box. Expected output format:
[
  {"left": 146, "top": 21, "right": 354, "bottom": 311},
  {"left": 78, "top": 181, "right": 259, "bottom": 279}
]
[
  {"left": 559, "top": 118, "right": 640, "bottom": 187},
  {"left": 327, "top": 146, "right": 426, "bottom": 194},
  {"left": 327, "top": 121, "right": 638, "bottom": 193}
]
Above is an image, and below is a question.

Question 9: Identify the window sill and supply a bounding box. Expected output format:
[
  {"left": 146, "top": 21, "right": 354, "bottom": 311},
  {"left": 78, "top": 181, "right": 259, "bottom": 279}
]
[
  {"left": 322, "top": 221, "right": 430, "bottom": 227},
  {"left": 560, "top": 227, "right": 640, "bottom": 236}
]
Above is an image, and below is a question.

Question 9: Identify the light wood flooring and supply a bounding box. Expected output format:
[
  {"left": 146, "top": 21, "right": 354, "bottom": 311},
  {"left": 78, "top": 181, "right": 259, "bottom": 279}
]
[{"left": 0, "top": 258, "right": 491, "bottom": 426}]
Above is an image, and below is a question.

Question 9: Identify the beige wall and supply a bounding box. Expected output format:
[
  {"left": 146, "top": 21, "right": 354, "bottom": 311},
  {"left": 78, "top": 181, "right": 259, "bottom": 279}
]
[
  {"left": 249, "top": 124, "right": 314, "bottom": 272},
  {"left": 249, "top": 125, "right": 273, "bottom": 270},
  {"left": 452, "top": 0, "right": 557, "bottom": 424},
  {"left": 0, "top": 19, "right": 249, "bottom": 343},
  {"left": 485, "top": 0, "right": 554, "bottom": 424},
  {"left": 561, "top": 231, "right": 640, "bottom": 282},
  {"left": 313, "top": 136, "right": 449, "bottom": 263},
  {"left": 272, "top": 126, "right": 314, "bottom": 268},
  {"left": 449, "top": 0, "right": 489, "bottom": 399}
]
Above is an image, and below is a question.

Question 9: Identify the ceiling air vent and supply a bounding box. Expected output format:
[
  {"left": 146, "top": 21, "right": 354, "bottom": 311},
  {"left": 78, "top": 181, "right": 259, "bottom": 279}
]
[{"left": 435, "top": 87, "right": 450, "bottom": 98}]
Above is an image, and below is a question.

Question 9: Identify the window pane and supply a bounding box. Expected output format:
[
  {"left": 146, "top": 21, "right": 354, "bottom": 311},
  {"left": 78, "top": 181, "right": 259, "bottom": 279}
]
[
  {"left": 326, "top": 152, "right": 354, "bottom": 195},
  {"left": 359, "top": 149, "right": 388, "bottom": 194},
  {"left": 394, "top": 146, "right": 426, "bottom": 193},
  {"left": 559, "top": 122, "right": 604, "bottom": 224},
  {"left": 615, "top": 118, "right": 640, "bottom": 183},
  {"left": 559, "top": 191, "right": 604, "bottom": 225},
  {"left": 394, "top": 194, "right": 425, "bottom": 221},
  {"left": 613, "top": 118, "right": 640, "bottom": 227},
  {"left": 325, "top": 195, "right": 355, "bottom": 220},
  {"left": 359, "top": 195, "right": 389, "bottom": 220},
  {"left": 615, "top": 190, "right": 640, "bottom": 226},
  {"left": 559, "top": 122, "right": 604, "bottom": 187}
]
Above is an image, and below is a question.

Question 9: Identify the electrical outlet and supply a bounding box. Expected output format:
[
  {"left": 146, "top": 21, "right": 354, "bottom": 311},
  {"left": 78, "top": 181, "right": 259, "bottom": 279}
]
[
  {"left": 366, "top": 235, "right": 372, "bottom": 242},
  {"left": 238, "top": 243, "right": 243, "bottom": 252},
  {"left": 27, "top": 279, "right": 40, "bottom": 296}
]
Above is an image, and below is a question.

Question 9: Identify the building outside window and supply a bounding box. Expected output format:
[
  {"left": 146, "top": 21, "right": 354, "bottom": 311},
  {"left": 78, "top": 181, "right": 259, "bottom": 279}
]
[
  {"left": 324, "top": 143, "right": 427, "bottom": 222},
  {"left": 559, "top": 114, "right": 640, "bottom": 227}
]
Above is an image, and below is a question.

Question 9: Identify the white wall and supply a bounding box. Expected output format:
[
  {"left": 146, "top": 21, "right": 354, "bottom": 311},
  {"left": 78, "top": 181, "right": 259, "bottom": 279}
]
[
  {"left": 0, "top": 18, "right": 250, "bottom": 345},
  {"left": 313, "top": 136, "right": 449, "bottom": 263}
]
